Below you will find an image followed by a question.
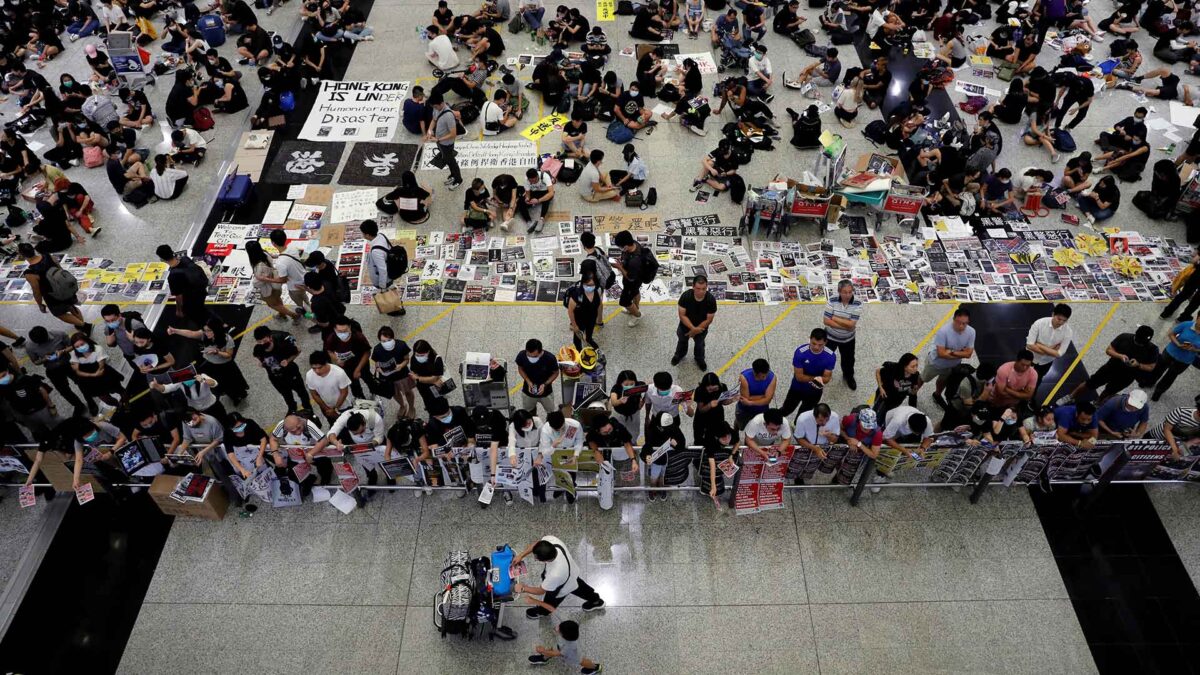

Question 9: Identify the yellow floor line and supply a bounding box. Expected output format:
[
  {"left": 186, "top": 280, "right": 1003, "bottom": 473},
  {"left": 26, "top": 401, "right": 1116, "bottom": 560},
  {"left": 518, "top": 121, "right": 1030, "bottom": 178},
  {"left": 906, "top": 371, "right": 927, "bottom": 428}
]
[
  {"left": 866, "top": 303, "right": 958, "bottom": 405},
  {"left": 1040, "top": 302, "right": 1119, "bottom": 406},
  {"left": 714, "top": 303, "right": 799, "bottom": 377}
]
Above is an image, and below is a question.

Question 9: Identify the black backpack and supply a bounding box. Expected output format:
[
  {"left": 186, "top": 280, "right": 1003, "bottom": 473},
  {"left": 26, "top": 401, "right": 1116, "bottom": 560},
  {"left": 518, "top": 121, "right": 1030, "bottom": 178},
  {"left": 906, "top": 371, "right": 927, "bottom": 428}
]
[
  {"left": 646, "top": 187, "right": 657, "bottom": 206},
  {"left": 863, "top": 119, "right": 889, "bottom": 145},
  {"left": 639, "top": 246, "right": 659, "bottom": 283},
  {"left": 374, "top": 236, "right": 410, "bottom": 280},
  {"left": 728, "top": 174, "right": 746, "bottom": 204}
]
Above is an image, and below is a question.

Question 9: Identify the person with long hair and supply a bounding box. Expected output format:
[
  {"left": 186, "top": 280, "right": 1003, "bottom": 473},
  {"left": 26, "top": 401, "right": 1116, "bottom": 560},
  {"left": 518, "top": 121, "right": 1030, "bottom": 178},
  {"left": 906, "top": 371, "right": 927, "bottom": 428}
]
[
  {"left": 167, "top": 317, "right": 251, "bottom": 405},
  {"left": 246, "top": 239, "right": 300, "bottom": 322},
  {"left": 376, "top": 170, "right": 432, "bottom": 223},
  {"left": 150, "top": 153, "right": 188, "bottom": 200},
  {"left": 692, "top": 371, "right": 731, "bottom": 447},
  {"left": 565, "top": 269, "right": 601, "bottom": 350}
]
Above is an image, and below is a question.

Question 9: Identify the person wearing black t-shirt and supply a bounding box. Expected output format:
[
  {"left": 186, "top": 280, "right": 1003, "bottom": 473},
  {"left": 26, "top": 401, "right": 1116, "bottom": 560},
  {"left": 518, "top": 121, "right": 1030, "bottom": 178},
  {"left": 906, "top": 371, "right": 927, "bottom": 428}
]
[
  {"left": 132, "top": 408, "right": 182, "bottom": 450},
  {"left": 701, "top": 421, "right": 737, "bottom": 499},
  {"left": 251, "top": 326, "right": 309, "bottom": 413},
  {"left": 608, "top": 370, "right": 645, "bottom": 442},
  {"left": 324, "top": 317, "right": 373, "bottom": 399},
  {"left": 409, "top": 339, "right": 447, "bottom": 411},
  {"left": 1067, "top": 326, "right": 1159, "bottom": 403},
  {"left": 421, "top": 397, "right": 477, "bottom": 493},
  {"left": 378, "top": 170, "right": 432, "bottom": 224},
  {"left": 131, "top": 327, "right": 175, "bottom": 378},
  {"left": 223, "top": 412, "right": 271, "bottom": 480},
  {"left": 372, "top": 326, "right": 414, "bottom": 417},
  {"left": 692, "top": 372, "right": 730, "bottom": 447},
  {"left": 515, "top": 338, "right": 560, "bottom": 415},
  {"left": 773, "top": 0, "right": 805, "bottom": 36},
  {"left": 156, "top": 245, "right": 209, "bottom": 323},
  {"left": 586, "top": 414, "right": 635, "bottom": 471},
  {"left": 874, "top": 354, "right": 923, "bottom": 417},
  {"left": 0, "top": 365, "right": 60, "bottom": 438},
  {"left": 672, "top": 275, "right": 717, "bottom": 370},
  {"left": 304, "top": 271, "right": 345, "bottom": 339}
]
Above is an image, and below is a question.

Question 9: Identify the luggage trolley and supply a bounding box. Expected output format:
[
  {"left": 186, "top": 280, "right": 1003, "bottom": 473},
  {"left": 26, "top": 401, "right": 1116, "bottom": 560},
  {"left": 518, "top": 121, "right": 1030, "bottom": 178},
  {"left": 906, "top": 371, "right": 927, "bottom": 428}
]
[
  {"left": 460, "top": 355, "right": 512, "bottom": 413},
  {"left": 106, "top": 31, "right": 154, "bottom": 90},
  {"left": 434, "top": 548, "right": 518, "bottom": 642}
]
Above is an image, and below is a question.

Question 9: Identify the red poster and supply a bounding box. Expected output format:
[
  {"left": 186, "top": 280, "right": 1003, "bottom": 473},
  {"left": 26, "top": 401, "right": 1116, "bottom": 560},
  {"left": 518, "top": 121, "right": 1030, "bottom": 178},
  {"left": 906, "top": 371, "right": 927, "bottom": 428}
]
[
  {"left": 756, "top": 481, "right": 785, "bottom": 511},
  {"left": 883, "top": 194, "right": 923, "bottom": 216},
  {"left": 733, "top": 481, "right": 759, "bottom": 515}
]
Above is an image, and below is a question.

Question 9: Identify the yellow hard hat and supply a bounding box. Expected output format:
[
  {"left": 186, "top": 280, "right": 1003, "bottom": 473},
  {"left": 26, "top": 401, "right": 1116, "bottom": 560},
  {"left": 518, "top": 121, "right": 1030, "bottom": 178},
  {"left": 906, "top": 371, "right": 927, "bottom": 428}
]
[
  {"left": 579, "top": 347, "right": 599, "bottom": 371},
  {"left": 557, "top": 345, "right": 581, "bottom": 377}
]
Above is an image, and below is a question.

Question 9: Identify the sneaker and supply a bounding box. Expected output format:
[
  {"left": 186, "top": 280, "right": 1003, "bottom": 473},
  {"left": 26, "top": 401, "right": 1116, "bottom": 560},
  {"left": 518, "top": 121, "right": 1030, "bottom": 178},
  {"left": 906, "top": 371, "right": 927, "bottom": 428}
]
[
  {"left": 443, "top": 177, "right": 458, "bottom": 186},
  {"left": 690, "top": 179, "right": 703, "bottom": 192},
  {"left": 627, "top": 315, "right": 641, "bottom": 327},
  {"left": 696, "top": 360, "right": 707, "bottom": 371},
  {"left": 69, "top": 33, "right": 79, "bottom": 42},
  {"left": 307, "top": 325, "right": 324, "bottom": 334},
  {"left": 671, "top": 355, "right": 683, "bottom": 366},
  {"left": 1179, "top": 315, "right": 1194, "bottom": 322},
  {"left": 503, "top": 490, "right": 513, "bottom": 506},
  {"left": 1161, "top": 309, "right": 1175, "bottom": 319},
  {"left": 238, "top": 57, "right": 253, "bottom": 66},
  {"left": 869, "top": 474, "right": 887, "bottom": 494},
  {"left": 266, "top": 5, "right": 274, "bottom": 13},
  {"left": 763, "top": 93, "right": 776, "bottom": 104},
  {"left": 581, "top": 599, "right": 605, "bottom": 611},
  {"left": 1152, "top": 391, "right": 1163, "bottom": 402},
  {"left": 90, "top": 227, "right": 102, "bottom": 237},
  {"left": 1054, "top": 395, "right": 1075, "bottom": 407},
  {"left": 581, "top": 665, "right": 602, "bottom": 674},
  {"left": 499, "top": 218, "right": 512, "bottom": 232},
  {"left": 529, "top": 654, "right": 550, "bottom": 665},
  {"left": 13, "top": 336, "right": 26, "bottom": 348},
  {"left": 447, "top": 179, "right": 464, "bottom": 191},
  {"left": 1084, "top": 212, "right": 1096, "bottom": 226},
  {"left": 845, "top": 376, "right": 857, "bottom": 391},
  {"left": 526, "top": 607, "right": 548, "bottom": 620}
]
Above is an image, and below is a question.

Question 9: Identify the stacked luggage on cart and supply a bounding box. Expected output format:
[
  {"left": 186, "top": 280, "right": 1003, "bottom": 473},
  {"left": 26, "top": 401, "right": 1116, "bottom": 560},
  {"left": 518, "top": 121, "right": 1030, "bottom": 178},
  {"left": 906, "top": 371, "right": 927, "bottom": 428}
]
[{"left": 434, "top": 549, "right": 517, "bottom": 641}]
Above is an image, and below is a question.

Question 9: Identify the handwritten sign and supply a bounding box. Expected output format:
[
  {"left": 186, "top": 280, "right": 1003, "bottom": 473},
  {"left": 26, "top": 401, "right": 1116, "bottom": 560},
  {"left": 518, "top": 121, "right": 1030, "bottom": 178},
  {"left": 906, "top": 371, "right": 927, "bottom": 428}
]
[
  {"left": 597, "top": 0, "right": 615, "bottom": 21},
  {"left": 417, "top": 140, "right": 538, "bottom": 170},
  {"left": 300, "top": 81, "right": 410, "bottom": 142},
  {"left": 521, "top": 112, "right": 569, "bottom": 141}
]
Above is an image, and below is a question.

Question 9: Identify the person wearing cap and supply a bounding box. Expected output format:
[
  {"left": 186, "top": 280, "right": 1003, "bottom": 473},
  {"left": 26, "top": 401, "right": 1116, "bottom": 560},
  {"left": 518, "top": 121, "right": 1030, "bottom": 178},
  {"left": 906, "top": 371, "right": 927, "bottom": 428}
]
[
  {"left": 1148, "top": 397, "right": 1200, "bottom": 458},
  {"left": 841, "top": 407, "right": 882, "bottom": 459},
  {"left": 1066, "top": 326, "right": 1159, "bottom": 403},
  {"left": 741, "top": 408, "right": 792, "bottom": 461},
  {"left": 1055, "top": 401, "right": 1099, "bottom": 447},
  {"left": 882, "top": 405, "right": 934, "bottom": 455},
  {"left": 641, "top": 411, "right": 686, "bottom": 501},
  {"left": 1150, "top": 319, "right": 1200, "bottom": 402},
  {"left": 1095, "top": 390, "right": 1151, "bottom": 439}
]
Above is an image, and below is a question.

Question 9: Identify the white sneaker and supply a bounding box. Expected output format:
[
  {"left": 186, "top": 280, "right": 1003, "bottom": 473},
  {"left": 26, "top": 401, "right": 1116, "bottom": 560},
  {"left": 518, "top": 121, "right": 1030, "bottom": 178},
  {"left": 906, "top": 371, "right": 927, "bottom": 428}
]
[
  {"left": 627, "top": 315, "right": 641, "bottom": 327},
  {"left": 499, "top": 218, "right": 512, "bottom": 232}
]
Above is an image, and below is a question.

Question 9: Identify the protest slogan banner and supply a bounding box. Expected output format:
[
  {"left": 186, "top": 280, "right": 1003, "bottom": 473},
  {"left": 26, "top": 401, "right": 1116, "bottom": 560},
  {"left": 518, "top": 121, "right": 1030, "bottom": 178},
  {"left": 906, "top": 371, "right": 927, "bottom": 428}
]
[
  {"left": 732, "top": 448, "right": 792, "bottom": 515},
  {"left": 417, "top": 140, "right": 538, "bottom": 171},
  {"left": 596, "top": 0, "right": 615, "bottom": 20},
  {"left": 521, "top": 113, "right": 569, "bottom": 141},
  {"left": 300, "top": 81, "right": 410, "bottom": 142}
]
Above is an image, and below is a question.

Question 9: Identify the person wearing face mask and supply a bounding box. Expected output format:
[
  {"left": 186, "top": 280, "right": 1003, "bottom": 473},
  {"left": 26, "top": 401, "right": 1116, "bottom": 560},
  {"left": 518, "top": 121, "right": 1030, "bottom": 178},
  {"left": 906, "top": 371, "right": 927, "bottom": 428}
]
[
  {"left": 421, "top": 397, "right": 478, "bottom": 497},
  {"left": 408, "top": 339, "right": 447, "bottom": 413},
  {"left": 609, "top": 143, "right": 648, "bottom": 197},
  {"left": 692, "top": 371, "right": 732, "bottom": 448},
  {"left": 323, "top": 316, "right": 374, "bottom": 400},
  {"left": 537, "top": 409, "right": 584, "bottom": 502},
  {"left": 69, "top": 332, "right": 125, "bottom": 412},
  {"left": 641, "top": 412, "right": 687, "bottom": 501},
  {"left": 565, "top": 269, "right": 602, "bottom": 350},
  {"left": 586, "top": 413, "right": 636, "bottom": 477},
  {"left": 0, "top": 361, "right": 60, "bottom": 439},
  {"left": 516, "top": 338, "right": 561, "bottom": 416},
  {"left": 701, "top": 421, "right": 737, "bottom": 502},
  {"left": 372, "top": 326, "right": 415, "bottom": 419},
  {"left": 24, "top": 325, "right": 89, "bottom": 417},
  {"left": 223, "top": 412, "right": 270, "bottom": 483},
  {"left": 385, "top": 416, "right": 433, "bottom": 490},
  {"left": 131, "top": 408, "right": 182, "bottom": 451},
  {"left": 644, "top": 371, "right": 696, "bottom": 433},
  {"left": 747, "top": 44, "right": 774, "bottom": 102},
  {"left": 971, "top": 404, "right": 1022, "bottom": 444},
  {"left": 252, "top": 326, "right": 310, "bottom": 415},
  {"left": 494, "top": 408, "right": 541, "bottom": 489},
  {"left": 25, "top": 419, "right": 127, "bottom": 491},
  {"left": 151, "top": 372, "right": 228, "bottom": 426},
  {"left": 311, "top": 408, "right": 388, "bottom": 501},
  {"left": 613, "top": 81, "right": 655, "bottom": 132},
  {"left": 608, "top": 369, "right": 646, "bottom": 442}
]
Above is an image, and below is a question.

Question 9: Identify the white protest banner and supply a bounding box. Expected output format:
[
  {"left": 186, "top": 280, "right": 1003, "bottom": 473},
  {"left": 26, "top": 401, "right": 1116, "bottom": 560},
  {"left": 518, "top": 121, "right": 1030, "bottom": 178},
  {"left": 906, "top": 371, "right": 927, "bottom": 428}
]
[
  {"left": 330, "top": 188, "right": 379, "bottom": 223},
  {"left": 417, "top": 140, "right": 538, "bottom": 171},
  {"left": 300, "top": 81, "right": 410, "bottom": 142},
  {"left": 953, "top": 80, "right": 1001, "bottom": 98},
  {"left": 674, "top": 52, "right": 717, "bottom": 75}
]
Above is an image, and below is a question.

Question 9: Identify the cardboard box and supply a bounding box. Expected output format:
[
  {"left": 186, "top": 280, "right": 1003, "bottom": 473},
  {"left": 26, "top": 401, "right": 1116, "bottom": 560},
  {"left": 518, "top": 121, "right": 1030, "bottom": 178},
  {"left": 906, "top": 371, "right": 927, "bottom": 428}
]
[{"left": 149, "top": 474, "right": 229, "bottom": 520}]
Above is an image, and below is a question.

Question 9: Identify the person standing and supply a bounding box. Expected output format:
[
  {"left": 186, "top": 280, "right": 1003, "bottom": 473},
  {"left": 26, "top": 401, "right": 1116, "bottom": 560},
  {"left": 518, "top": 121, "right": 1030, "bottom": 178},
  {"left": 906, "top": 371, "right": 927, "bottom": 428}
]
[
  {"left": 579, "top": 231, "right": 613, "bottom": 326},
  {"left": 19, "top": 243, "right": 92, "bottom": 336},
  {"left": 1151, "top": 319, "right": 1200, "bottom": 401},
  {"left": 565, "top": 269, "right": 602, "bottom": 350},
  {"left": 1066, "top": 325, "right": 1158, "bottom": 403},
  {"left": 672, "top": 275, "right": 717, "bottom": 370},
  {"left": 251, "top": 326, "right": 309, "bottom": 414},
  {"left": 1162, "top": 249, "right": 1200, "bottom": 321},
  {"left": 779, "top": 329, "right": 835, "bottom": 419},
  {"left": 305, "top": 350, "right": 355, "bottom": 425},
  {"left": 0, "top": 362, "right": 61, "bottom": 439},
  {"left": 100, "top": 303, "right": 145, "bottom": 367},
  {"left": 247, "top": 240, "right": 301, "bottom": 323},
  {"left": 155, "top": 244, "right": 209, "bottom": 324},
  {"left": 822, "top": 280, "right": 862, "bottom": 390},
  {"left": 513, "top": 535, "right": 606, "bottom": 618},
  {"left": 167, "top": 317, "right": 250, "bottom": 405},
  {"left": 989, "top": 350, "right": 1039, "bottom": 415},
  {"left": 372, "top": 326, "right": 415, "bottom": 419},
  {"left": 304, "top": 271, "right": 345, "bottom": 339},
  {"left": 516, "top": 339, "right": 560, "bottom": 416},
  {"left": 362, "top": 219, "right": 407, "bottom": 318},
  {"left": 611, "top": 230, "right": 646, "bottom": 326},
  {"left": 24, "top": 326, "right": 89, "bottom": 416},
  {"left": 426, "top": 94, "right": 463, "bottom": 190},
  {"left": 926, "top": 308, "right": 976, "bottom": 408},
  {"left": 735, "top": 358, "right": 776, "bottom": 431},
  {"left": 608, "top": 369, "right": 645, "bottom": 442},
  {"left": 268, "top": 229, "right": 311, "bottom": 317},
  {"left": 1025, "top": 303, "right": 1074, "bottom": 382},
  {"left": 324, "top": 316, "right": 374, "bottom": 400}
]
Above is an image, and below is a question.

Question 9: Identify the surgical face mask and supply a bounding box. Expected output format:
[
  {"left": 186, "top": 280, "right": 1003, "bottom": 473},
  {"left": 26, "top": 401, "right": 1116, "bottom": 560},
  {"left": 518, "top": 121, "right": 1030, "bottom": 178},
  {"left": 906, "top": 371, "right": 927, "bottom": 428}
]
[
  {"left": 232, "top": 423, "right": 247, "bottom": 433},
  {"left": 0, "top": 374, "right": 11, "bottom": 385},
  {"left": 583, "top": 284, "right": 596, "bottom": 293},
  {"left": 75, "top": 344, "right": 89, "bottom": 354},
  {"left": 438, "top": 414, "right": 453, "bottom": 424},
  {"left": 84, "top": 431, "right": 100, "bottom": 443},
  {"left": 415, "top": 353, "right": 429, "bottom": 363},
  {"left": 755, "top": 52, "right": 764, "bottom": 60},
  {"left": 526, "top": 353, "right": 541, "bottom": 363},
  {"left": 658, "top": 389, "right": 670, "bottom": 396},
  {"left": 105, "top": 319, "right": 120, "bottom": 329},
  {"left": 63, "top": 79, "right": 73, "bottom": 85},
  {"left": 187, "top": 418, "right": 201, "bottom": 428},
  {"left": 183, "top": 379, "right": 196, "bottom": 388},
  {"left": 335, "top": 331, "right": 351, "bottom": 341},
  {"left": 523, "top": 423, "right": 534, "bottom": 432},
  {"left": 629, "top": 88, "right": 639, "bottom": 96},
  {"left": 380, "top": 339, "right": 396, "bottom": 350}
]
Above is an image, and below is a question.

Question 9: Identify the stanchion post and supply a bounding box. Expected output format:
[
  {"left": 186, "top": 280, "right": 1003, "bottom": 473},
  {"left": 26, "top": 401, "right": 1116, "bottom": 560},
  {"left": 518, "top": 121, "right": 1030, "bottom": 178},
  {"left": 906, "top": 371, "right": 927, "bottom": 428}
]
[
  {"left": 968, "top": 474, "right": 993, "bottom": 504},
  {"left": 849, "top": 457, "right": 875, "bottom": 507}
]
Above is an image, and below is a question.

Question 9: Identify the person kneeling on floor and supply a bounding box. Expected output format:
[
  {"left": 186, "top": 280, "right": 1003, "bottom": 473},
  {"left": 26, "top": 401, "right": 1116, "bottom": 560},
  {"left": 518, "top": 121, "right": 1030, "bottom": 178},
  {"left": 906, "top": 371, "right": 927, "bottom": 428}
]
[{"left": 150, "top": 154, "right": 189, "bottom": 200}]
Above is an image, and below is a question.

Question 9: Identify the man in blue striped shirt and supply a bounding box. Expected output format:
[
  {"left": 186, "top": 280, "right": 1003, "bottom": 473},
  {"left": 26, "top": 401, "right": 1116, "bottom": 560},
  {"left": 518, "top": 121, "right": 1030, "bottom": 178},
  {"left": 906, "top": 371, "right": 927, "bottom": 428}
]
[{"left": 822, "top": 280, "right": 862, "bottom": 390}]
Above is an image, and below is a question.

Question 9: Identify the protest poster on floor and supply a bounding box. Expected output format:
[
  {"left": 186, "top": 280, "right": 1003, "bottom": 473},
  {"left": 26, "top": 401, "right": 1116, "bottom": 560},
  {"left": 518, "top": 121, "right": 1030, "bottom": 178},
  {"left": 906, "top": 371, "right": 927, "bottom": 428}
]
[
  {"left": 732, "top": 447, "right": 792, "bottom": 515},
  {"left": 417, "top": 140, "right": 538, "bottom": 171},
  {"left": 300, "top": 81, "right": 410, "bottom": 142}
]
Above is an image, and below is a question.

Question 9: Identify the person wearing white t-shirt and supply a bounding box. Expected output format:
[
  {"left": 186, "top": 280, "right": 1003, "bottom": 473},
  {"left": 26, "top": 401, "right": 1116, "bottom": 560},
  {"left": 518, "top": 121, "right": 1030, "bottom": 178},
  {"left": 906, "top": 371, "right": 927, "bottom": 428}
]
[
  {"left": 481, "top": 89, "right": 518, "bottom": 135},
  {"left": 747, "top": 44, "right": 774, "bottom": 101},
  {"left": 644, "top": 372, "right": 696, "bottom": 429},
  {"left": 305, "top": 351, "right": 354, "bottom": 425},
  {"left": 883, "top": 404, "right": 934, "bottom": 454},
  {"left": 268, "top": 229, "right": 309, "bottom": 314},
  {"left": 425, "top": 29, "right": 460, "bottom": 71},
  {"left": 513, "top": 534, "right": 606, "bottom": 619},
  {"left": 537, "top": 410, "right": 585, "bottom": 502},
  {"left": 742, "top": 409, "right": 793, "bottom": 460},
  {"left": 1025, "top": 303, "right": 1074, "bottom": 381}
]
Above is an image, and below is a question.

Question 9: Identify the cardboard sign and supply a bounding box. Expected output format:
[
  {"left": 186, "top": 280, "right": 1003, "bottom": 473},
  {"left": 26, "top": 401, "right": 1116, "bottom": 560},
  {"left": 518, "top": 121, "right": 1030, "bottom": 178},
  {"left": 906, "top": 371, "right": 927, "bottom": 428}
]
[
  {"left": 521, "top": 112, "right": 569, "bottom": 141},
  {"left": 300, "top": 81, "right": 410, "bottom": 142}
]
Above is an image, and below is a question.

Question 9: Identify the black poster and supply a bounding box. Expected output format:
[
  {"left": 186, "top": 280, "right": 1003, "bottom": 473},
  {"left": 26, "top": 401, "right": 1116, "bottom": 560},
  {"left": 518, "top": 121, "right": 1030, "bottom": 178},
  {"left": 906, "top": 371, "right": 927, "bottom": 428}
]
[
  {"left": 339, "top": 143, "right": 421, "bottom": 187},
  {"left": 264, "top": 140, "right": 346, "bottom": 185}
]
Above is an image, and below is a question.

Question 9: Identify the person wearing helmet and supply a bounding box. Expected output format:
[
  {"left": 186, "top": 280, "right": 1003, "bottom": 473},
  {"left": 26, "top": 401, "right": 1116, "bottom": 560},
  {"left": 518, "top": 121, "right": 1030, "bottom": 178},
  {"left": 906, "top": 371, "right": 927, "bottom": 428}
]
[{"left": 641, "top": 411, "right": 686, "bottom": 501}]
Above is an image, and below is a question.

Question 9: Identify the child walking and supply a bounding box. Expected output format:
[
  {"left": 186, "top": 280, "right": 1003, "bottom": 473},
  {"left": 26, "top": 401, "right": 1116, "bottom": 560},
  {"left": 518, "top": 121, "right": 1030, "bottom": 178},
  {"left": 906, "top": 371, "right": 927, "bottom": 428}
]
[{"left": 528, "top": 615, "right": 602, "bottom": 673}]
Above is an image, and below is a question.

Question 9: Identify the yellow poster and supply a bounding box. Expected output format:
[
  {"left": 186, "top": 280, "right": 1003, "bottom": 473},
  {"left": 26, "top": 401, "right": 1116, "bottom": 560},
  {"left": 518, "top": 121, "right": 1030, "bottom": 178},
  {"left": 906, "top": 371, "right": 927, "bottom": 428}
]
[
  {"left": 521, "top": 112, "right": 568, "bottom": 141},
  {"left": 596, "top": 0, "right": 615, "bottom": 21}
]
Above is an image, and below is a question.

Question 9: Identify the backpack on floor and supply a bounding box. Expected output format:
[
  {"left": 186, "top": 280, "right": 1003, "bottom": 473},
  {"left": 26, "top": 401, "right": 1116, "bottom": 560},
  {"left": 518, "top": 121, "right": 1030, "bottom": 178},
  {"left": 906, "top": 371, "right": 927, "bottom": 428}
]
[
  {"left": 606, "top": 119, "right": 636, "bottom": 144},
  {"left": 646, "top": 187, "right": 657, "bottom": 206},
  {"left": 728, "top": 174, "right": 746, "bottom": 204},
  {"left": 863, "top": 119, "right": 889, "bottom": 145},
  {"left": 193, "top": 107, "right": 215, "bottom": 131},
  {"left": 1052, "top": 129, "right": 1076, "bottom": 152}
]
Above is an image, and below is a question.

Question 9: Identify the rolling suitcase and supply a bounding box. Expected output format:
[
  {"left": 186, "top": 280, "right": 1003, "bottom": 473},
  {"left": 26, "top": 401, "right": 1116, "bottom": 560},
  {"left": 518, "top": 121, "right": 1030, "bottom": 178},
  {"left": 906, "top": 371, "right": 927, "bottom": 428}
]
[
  {"left": 197, "top": 14, "right": 226, "bottom": 47},
  {"left": 217, "top": 172, "right": 253, "bottom": 209}
]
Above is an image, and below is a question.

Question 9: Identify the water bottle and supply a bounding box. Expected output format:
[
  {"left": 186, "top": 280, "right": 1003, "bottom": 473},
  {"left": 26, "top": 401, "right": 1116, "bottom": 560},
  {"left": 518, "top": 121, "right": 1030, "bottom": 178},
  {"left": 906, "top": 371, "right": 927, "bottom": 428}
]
[{"left": 492, "top": 544, "right": 515, "bottom": 597}]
